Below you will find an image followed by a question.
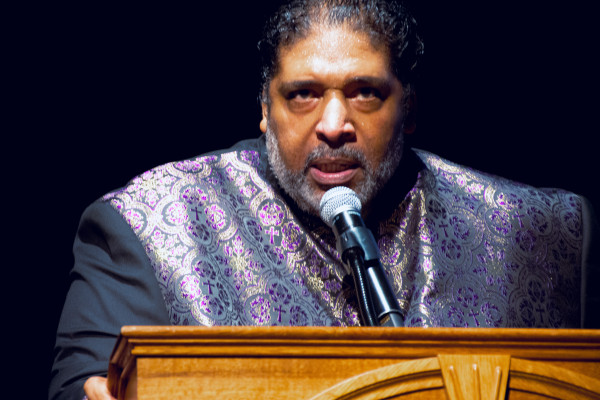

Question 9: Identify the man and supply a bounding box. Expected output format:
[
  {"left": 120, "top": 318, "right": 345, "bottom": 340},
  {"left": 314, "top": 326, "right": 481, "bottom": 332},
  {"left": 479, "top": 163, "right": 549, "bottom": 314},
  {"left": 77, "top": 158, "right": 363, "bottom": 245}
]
[{"left": 50, "top": 0, "right": 599, "bottom": 399}]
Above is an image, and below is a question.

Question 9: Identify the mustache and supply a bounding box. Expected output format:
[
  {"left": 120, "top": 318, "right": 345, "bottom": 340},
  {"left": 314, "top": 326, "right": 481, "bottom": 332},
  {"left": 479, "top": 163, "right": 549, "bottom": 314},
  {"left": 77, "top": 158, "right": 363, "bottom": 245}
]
[{"left": 303, "top": 144, "right": 370, "bottom": 171}]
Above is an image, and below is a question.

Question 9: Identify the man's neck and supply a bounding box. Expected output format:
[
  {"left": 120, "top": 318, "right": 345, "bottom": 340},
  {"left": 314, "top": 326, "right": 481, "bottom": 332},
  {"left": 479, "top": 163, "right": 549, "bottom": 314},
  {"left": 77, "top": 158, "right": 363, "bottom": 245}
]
[{"left": 362, "top": 148, "right": 424, "bottom": 231}]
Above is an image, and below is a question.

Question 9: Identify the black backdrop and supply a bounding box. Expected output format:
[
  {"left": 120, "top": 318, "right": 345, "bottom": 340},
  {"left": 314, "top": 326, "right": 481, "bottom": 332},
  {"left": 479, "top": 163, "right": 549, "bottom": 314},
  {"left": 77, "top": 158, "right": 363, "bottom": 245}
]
[{"left": 8, "top": 2, "right": 598, "bottom": 398}]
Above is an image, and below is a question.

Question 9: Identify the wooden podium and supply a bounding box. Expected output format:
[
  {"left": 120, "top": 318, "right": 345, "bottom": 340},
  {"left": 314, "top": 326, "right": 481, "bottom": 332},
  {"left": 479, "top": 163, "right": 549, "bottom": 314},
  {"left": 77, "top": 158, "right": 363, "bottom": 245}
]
[{"left": 108, "top": 326, "right": 600, "bottom": 399}]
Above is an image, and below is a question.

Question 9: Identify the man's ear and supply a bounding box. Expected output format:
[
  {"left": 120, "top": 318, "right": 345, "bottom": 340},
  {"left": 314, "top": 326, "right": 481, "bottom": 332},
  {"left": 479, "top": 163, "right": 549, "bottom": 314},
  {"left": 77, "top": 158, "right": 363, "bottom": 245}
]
[
  {"left": 403, "top": 91, "right": 417, "bottom": 134},
  {"left": 260, "top": 101, "right": 268, "bottom": 133}
]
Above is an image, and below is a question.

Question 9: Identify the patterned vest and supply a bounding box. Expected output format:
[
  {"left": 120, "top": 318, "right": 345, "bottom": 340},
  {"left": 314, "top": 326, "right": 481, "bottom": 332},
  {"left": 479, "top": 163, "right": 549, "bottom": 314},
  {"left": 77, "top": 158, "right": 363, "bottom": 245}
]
[{"left": 103, "top": 138, "right": 583, "bottom": 328}]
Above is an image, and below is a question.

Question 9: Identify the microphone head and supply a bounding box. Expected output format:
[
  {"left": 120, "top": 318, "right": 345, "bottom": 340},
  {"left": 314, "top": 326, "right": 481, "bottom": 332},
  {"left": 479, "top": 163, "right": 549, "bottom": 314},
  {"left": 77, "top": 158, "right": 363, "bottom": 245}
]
[{"left": 319, "top": 186, "right": 362, "bottom": 226}]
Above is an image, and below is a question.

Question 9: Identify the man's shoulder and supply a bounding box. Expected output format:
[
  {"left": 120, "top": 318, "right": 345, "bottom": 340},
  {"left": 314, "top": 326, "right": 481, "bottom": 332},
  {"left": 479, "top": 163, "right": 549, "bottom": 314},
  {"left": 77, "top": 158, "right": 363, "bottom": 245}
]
[
  {"left": 413, "top": 148, "right": 582, "bottom": 203},
  {"left": 101, "top": 136, "right": 267, "bottom": 204}
]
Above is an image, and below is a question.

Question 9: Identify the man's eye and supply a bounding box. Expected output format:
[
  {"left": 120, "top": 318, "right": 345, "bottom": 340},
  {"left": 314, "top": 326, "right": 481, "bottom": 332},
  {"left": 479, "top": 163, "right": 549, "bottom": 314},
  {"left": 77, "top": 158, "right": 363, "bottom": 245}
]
[
  {"left": 349, "top": 86, "right": 385, "bottom": 112},
  {"left": 287, "top": 89, "right": 315, "bottom": 101},
  {"left": 355, "top": 87, "right": 381, "bottom": 100},
  {"left": 286, "top": 89, "right": 319, "bottom": 112}
]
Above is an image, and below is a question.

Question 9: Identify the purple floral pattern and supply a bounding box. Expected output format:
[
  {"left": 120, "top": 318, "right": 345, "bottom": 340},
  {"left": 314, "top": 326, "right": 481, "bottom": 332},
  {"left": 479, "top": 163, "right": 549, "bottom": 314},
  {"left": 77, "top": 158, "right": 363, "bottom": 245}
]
[{"left": 104, "top": 144, "right": 584, "bottom": 328}]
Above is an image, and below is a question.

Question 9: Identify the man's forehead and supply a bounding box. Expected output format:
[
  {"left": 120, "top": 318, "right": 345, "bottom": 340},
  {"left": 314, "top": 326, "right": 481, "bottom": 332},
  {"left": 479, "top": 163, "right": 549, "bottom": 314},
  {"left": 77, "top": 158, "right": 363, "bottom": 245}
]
[{"left": 275, "top": 25, "right": 393, "bottom": 82}]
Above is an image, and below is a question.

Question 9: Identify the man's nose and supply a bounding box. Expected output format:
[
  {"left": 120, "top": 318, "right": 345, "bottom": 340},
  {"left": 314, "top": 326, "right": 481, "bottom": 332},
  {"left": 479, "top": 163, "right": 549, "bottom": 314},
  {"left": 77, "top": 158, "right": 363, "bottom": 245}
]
[{"left": 315, "top": 92, "right": 355, "bottom": 147}]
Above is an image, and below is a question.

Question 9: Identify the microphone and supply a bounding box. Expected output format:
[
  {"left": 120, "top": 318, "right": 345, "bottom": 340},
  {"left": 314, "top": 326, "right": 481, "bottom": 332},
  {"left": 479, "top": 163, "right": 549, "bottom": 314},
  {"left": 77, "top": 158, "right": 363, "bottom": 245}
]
[{"left": 320, "top": 186, "right": 404, "bottom": 327}]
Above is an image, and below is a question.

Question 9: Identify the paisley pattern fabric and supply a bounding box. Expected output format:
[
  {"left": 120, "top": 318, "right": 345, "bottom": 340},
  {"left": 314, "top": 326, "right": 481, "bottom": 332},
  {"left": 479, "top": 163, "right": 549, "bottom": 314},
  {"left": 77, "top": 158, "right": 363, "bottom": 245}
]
[{"left": 103, "top": 138, "right": 583, "bottom": 328}]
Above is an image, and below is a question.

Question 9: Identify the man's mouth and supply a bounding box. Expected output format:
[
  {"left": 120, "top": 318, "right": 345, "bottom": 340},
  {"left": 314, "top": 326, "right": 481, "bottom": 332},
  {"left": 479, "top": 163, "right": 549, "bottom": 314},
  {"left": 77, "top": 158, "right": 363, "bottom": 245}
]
[{"left": 308, "top": 160, "right": 360, "bottom": 186}]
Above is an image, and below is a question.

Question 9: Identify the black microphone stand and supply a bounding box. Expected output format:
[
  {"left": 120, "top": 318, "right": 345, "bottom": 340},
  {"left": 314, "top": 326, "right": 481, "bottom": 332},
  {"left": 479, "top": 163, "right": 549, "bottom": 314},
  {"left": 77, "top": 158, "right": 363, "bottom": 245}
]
[
  {"left": 331, "top": 210, "right": 404, "bottom": 327},
  {"left": 343, "top": 247, "right": 378, "bottom": 326}
]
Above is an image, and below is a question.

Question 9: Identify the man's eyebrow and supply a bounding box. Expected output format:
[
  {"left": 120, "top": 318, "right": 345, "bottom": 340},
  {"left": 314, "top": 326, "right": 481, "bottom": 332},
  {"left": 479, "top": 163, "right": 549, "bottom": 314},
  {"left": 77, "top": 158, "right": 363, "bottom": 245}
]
[
  {"left": 277, "top": 76, "right": 392, "bottom": 92},
  {"left": 277, "top": 80, "right": 321, "bottom": 93},
  {"left": 347, "top": 76, "right": 392, "bottom": 89}
]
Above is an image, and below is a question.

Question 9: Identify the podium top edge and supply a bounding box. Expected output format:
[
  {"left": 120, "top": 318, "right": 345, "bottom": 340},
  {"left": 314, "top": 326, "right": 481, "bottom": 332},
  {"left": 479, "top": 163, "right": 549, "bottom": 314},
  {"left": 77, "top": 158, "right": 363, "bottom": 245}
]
[{"left": 119, "top": 325, "right": 600, "bottom": 342}]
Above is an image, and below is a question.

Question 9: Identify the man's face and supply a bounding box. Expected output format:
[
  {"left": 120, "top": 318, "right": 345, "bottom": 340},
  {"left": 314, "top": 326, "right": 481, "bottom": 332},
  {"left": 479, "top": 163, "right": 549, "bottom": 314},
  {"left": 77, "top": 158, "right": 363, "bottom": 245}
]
[{"left": 261, "top": 25, "right": 411, "bottom": 216}]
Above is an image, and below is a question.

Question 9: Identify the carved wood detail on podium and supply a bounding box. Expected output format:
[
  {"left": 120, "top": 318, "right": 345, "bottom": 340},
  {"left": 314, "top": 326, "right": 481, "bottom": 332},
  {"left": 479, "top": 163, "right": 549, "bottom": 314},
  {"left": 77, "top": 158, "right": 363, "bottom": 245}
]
[
  {"left": 308, "top": 357, "right": 444, "bottom": 400},
  {"left": 309, "top": 355, "right": 600, "bottom": 399},
  {"left": 438, "top": 355, "right": 510, "bottom": 400},
  {"left": 108, "top": 326, "right": 600, "bottom": 399}
]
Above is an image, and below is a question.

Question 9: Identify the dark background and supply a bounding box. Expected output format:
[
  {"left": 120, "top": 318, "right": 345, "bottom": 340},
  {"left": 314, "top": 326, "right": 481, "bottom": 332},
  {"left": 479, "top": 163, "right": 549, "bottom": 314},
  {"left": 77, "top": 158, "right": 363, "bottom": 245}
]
[{"left": 7, "top": 1, "right": 598, "bottom": 398}]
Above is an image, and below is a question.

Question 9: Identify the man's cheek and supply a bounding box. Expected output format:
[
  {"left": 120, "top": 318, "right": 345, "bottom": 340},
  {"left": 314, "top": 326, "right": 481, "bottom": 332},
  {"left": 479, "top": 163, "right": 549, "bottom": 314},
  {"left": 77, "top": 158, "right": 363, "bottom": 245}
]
[{"left": 278, "top": 145, "right": 305, "bottom": 172}]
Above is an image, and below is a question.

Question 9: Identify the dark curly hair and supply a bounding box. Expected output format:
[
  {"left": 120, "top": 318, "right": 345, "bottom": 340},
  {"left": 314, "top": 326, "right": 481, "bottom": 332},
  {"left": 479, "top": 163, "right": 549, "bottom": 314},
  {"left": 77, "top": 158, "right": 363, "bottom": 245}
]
[{"left": 258, "top": 0, "right": 424, "bottom": 103}]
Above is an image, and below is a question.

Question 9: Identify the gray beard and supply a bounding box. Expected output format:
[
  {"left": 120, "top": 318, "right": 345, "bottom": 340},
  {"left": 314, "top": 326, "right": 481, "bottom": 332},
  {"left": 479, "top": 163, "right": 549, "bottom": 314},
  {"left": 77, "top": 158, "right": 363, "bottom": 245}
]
[{"left": 265, "top": 126, "right": 404, "bottom": 217}]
